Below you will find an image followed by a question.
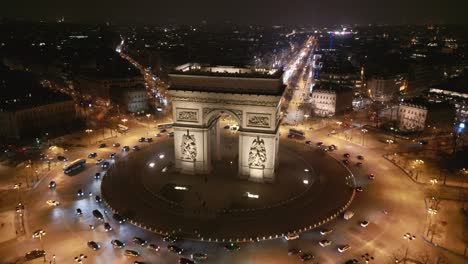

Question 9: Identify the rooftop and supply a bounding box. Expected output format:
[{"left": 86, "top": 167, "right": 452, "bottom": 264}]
[{"left": 171, "top": 63, "right": 283, "bottom": 79}]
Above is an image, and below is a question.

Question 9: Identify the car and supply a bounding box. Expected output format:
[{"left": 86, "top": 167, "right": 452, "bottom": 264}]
[
  {"left": 360, "top": 221, "right": 369, "bottom": 227},
  {"left": 368, "top": 173, "right": 375, "bottom": 180},
  {"left": 287, "top": 134, "right": 294, "bottom": 139},
  {"left": 300, "top": 253, "right": 314, "bottom": 261},
  {"left": 15, "top": 203, "right": 24, "bottom": 212},
  {"left": 343, "top": 153, "right": 350, "bottom": 158},
  {"left": 48, "top": 181, "right": 56, "bottom": 189},
  {"left": 46, "top": 200, "right": 60, "bottom": 206},
  {"left": 148, "top": 243, "right": 160, "bottom": 251},
  {"left": 134, "top": 262, "right": 145, "bottom": 264},
  {"left": 146, "top": 137, "right": 153, "bottom": 142},
  {"left": 342, "top": 159, "right": 349, "bottom": 165},
  {"left": 95, "top": 159, "right": 104, "bottom": 165},
  {"left": 156, "top": 133, "right": 162, "bottom": 137},
  {"left": 25, "top": 249, "right": 46, "bottom": 260},
  {"left": 92, "top": 209, "right": 104, "bottom": 220},
  {"left": 224, "top": 242, "right": 240, "bottom": 251},
  {"left": 57, "top": 156, "right": 68, "bottom": 162},
  {"left": 224, "top": 125, "right": 230, "bottom": 129},
  {"left": 329, "top": 144, "right": 337, "bottom": 150},
  {"left": 338, "top": 244, "right": 351, "bottom": 253},
  {"left": 87, "top": 241, "right": 100, "bottom": 250},
  {"left": 122, "top": 146, "right": 130, "bottom": 152},
  {"left": 160, "top": 129, "right": 167, "bottom": 133},
  {"left": 132, "top": 236, "right": 147, "bottom": 246},
  {"left": 167, "top": 245, "right": 184, "bottom": 254},
  {"left": 77, "top": 189, "right": 84, "bottom": 196},
  {"left": 110, "top": 153, "right": 117, "bottom": 159},
  {"left": 162, "top": 235, "right": 178, "bottom": 243},
  {"left": 179, "top": 257, "right": 195, "bottom": 264},
  {"left": 139, "top": 137, "right": 146, "bottom": 142},
  {"left": 345, "top": 259, "right": 359, "bottom": 264},
  {"left": 113, "top": 213, "right": 126, "bottom": 224},
  {"left": 94, "top": 172, "right": 101, "bottom": 179},
  {"left": 124, "top": 249, "right": 140, "bottom": 257},
  {"left": 355, "top": 186, "right": 363, "bottom": 192},
  {"left": 288, "top": 248, "right": 301, "bottom": 256},
  {"left": 328, "top": 145, "right": 336, "bottom": 151},
  {"left": 132, "top": 146, "right": 140, "bottom": 151},
  {"left": 284, "top": 233, "right": 299, "bottom": 240},
  {"left": 319, "top": 239, "right": 332, "bottom": 247},
  {"left": 357, "top": 155, "right": 364, "bottom": 160},
  {"left": 113, "top": 143, "right": 121, "bottom": 147},
  {"left": 320, "top": 228, "right": 333, "bottom": 235},
  {"left": 305, "top": 140, "right": 311, "bottom": 144},
  {"left": 330, "top": 130, "right": 337, "bottom": 134},
  {"left": 76, "top": 208, "right": 82, "bottom": 215},
  {"left": 101, "top": 161, "right": 110, "bottom": 169},
  {"left": 98, "top": 143, "right": 106, "bottom": 148},
  {"left": 104, "top": 222, "right": 112, "bottom": 231},
  {"left": 316, "top": 142, "right": 323, "bottom": 146},
  {"left": 95, "top": 195, "right": 101, "bottom": 203},
  {"left": 88, "top": 152, "right": 97, "bottom": 158},
  {"left": 111, "top": 239, "right": 125, "bottom": 248},
  {"left": 356, "top": 162, "right": 363, "bottom": 167},
  {"left": 191, "top": 252, "right": 208, "bottom": 261}
]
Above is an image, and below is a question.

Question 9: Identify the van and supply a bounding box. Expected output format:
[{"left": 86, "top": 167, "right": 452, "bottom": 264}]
[{"left": 343, "top": 210, "right": 354, "bottom": 220}]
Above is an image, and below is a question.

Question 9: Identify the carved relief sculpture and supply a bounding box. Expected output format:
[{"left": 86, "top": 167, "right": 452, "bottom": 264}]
[
  {"left": 181, "top": 130, "right": 197, "bottom": 161},
  {"left": 247, "top": 114, "right": 270, "bottom": 127},
  {"left": 178, "top": 110, "right": 198, "bottom": 122},
  {"left": 248, "top": 136, "right": 267, "bottom": 168}
]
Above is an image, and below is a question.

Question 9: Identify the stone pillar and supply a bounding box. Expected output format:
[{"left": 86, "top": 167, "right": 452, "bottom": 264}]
[{"left": 173, "top": 126, "right": 212, "bottom": 174}]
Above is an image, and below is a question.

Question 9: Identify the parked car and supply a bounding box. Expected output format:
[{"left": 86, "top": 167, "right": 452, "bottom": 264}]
[
  {"left": 124, "top": 250, "right": 140, "bottom": 257},
  {"left": 98, "top": 143, "right": 106, "bottom": 148},
  {"left": 113, "top": 143, "right": 121, "bottom": 147},
  {"left": 25, "top": 249, "right": 46, "bottom": 260},
  {"left": 88, "top": 152, "right": 97, "bottom": 158},
  {"left": 104, "top": 222, "right": 112, "bottom": 231}
]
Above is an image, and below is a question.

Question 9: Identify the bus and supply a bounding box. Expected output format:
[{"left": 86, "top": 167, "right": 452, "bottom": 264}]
[
  {"left": 157, "top": 123, "right": 173, "bottom": 129},
  {"left": 288, "top": 129, "right": 305, "bottom": 139},
  {"left": 63, "top": 159, "right": 86, "bottom": 174}
]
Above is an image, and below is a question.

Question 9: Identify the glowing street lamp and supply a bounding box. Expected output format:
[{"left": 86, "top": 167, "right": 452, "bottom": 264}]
[
  {"left": 85, "top": 129, "right": 93, "bottom": 146},
  {"left": 402, "top": 233, "right": 416, "bottom": 264},
  {"left": 32, "top": 229, "right": 47, "bottom": 262}
]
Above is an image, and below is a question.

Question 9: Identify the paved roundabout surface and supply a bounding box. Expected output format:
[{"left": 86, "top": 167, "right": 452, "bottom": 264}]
[{"left": 102, "top": 139, "right": 355, "bottom": 242}]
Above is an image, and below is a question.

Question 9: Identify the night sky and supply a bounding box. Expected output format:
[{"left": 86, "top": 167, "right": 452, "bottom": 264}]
[{"left": 2, "top": 0, "right": 468, "bottom": 25}]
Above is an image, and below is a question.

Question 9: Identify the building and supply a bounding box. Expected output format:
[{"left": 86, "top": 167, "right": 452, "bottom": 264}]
[
  {"left": 74, "top": 69, "right": 143, "bottom": 103},
  {"left": 0, "top": 89, "right": 77, "bottom": 140},
  {"left": 311, "top": 85, "right": 353, "bottom": 117},
  {"left": 427, "top": 76, "right": 468, "bottom": 122},
  {"left": 397, "top": 102, "right": 428, "bottom": 132},
  {"left": 109, "top": 84, "right": 149, "bottom": 113},
  {"left": 168, "top": 63, "right": 285, "bottom": 182},
  {"left": 367, "top": 75, "right": 405, "bottom": 102}
]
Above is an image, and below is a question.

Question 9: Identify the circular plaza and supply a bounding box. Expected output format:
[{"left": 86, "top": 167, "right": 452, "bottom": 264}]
[{"left": 101, "top": 138, "right": 355, "bottom": 242}]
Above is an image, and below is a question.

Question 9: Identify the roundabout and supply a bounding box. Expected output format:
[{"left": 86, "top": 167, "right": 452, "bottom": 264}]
[{"left": 101, "top": 138, "right": 355, "bottom": 242}]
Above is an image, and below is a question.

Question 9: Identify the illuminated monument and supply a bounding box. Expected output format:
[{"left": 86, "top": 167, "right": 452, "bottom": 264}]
[{"left": 168, "top": 63, "right": 286, "bottom": 182}]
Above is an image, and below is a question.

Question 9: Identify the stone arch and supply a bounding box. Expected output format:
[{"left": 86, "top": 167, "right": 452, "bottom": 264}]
[{"left": 203, "top": 108, "right": 242, "bottom": 128}]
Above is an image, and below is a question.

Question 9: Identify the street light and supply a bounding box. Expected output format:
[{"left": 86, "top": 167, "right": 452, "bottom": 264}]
[
  {"left": 75, "top": 254, "right": 87, "bottom": 264},
  {"left": 361, "top": 253, "right": 374, "bottom": 263},
  {"left": 402, "top": 232, "right": 416, "bottom": 264},
  {"left": 361, "top": 128, "right": 368, "bottom": 146},
  {"left": 146, "top": 113, "right": 151, "bottom": 136},
  {"left": 85, "top": 129, "right": 93, "bottom": 146},
  {"left": 32, "top": 229, "right": 46, "bottom": 262}
]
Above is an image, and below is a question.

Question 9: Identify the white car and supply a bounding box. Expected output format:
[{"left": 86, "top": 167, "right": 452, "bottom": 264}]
[
  {"left": 46, "top": 200, "right": 60, "bottom": 206},
  {"left": 360, "top": 221, "right": 369, "bottom": 227},
  {"left": 319, "top": 239, "right": 332, "bottom": 247},
  {"left": 95, "top": 159, "right": 104, "bottom": 165},
  {"left": 320, "top": 229, "right": 333, "bottom": 235},
  {"left": 284, "top": 233, "right": 299, "bottom": 241},
  {"left": 338, "top": 244, "right": 351, "bottom": 253}
]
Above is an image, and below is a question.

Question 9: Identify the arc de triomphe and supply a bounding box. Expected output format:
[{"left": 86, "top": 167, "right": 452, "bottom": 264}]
[{"left": 167, "top": 63, "right": 286, "bottom": 182}]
